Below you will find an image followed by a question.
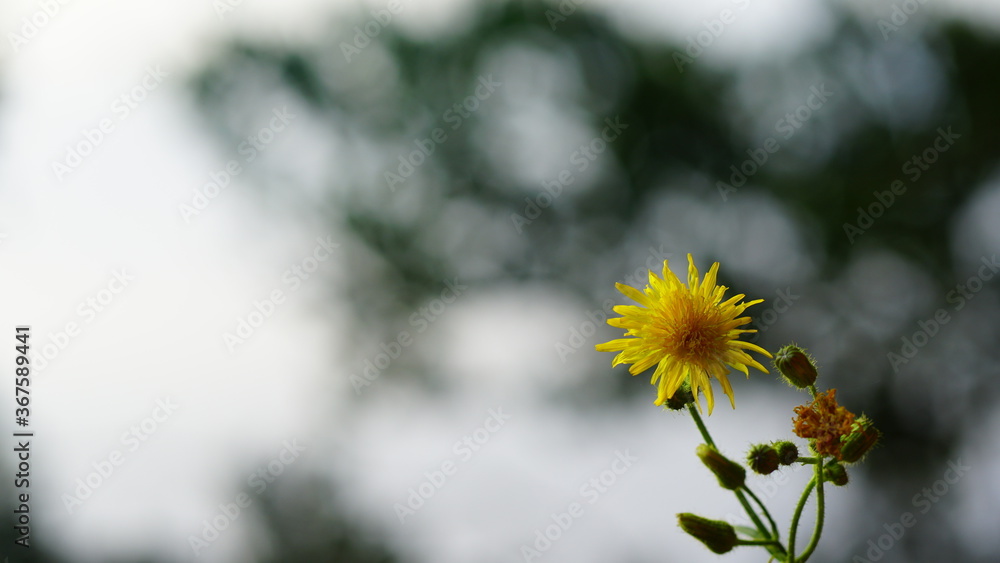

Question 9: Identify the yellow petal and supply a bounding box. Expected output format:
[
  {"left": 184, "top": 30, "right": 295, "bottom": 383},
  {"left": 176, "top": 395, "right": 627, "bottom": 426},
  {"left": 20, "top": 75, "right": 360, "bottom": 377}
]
[
  {"left": 695, "top": 370, "right": 715, "bottom": 415},
  {"left": 717, "top": 373, "right": 736, "bottom": 409},
  {"left": 628, "top": 352, "right": 661, "bottom": 374},
  {"left": 661, "top": 260, "right": 681, "bottom": 287},
  {"left": 731, "top": 340, "right": 773, "bottom": 357},
  {"left": 649, "top": 358, "right": 670, "bottom": 385},
  {"left": 700, "top": 262, "right": 720, "bottom": 297},
  {"left": 730, "top": 361, "right": 750, "bottom": 377},
  {"left": 615, "top": 282, "right": 651, "bottom": 307},
  {"left": 686, "top": 253, "right": 699, "bottom": 289},
  {"left": 595, "top": 338, "right": 633, "bottom": 352}
]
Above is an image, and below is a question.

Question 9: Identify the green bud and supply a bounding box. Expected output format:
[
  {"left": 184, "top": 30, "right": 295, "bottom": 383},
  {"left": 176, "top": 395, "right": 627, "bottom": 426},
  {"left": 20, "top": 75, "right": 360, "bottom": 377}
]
[
  {"left": 746, "top": 444, "right": 780, "bottom": 475},
  {"left": 697, "top": 444, "right": 746, "bottom": 490},
  {"left": 774, "top": 344, "right": 818, "bottom": 388},
  {"left": 665, "top": 383, "right": 694, "bottom": 411},
  {"left": 677, "top": 513, "right": 738, "bottom": 554},
  {"left": 839, "top": 416, "right": 880, "bottom": 463},
  {"left": 824, "top": 462, "right": 848, "bottom": 486},
  {"left": 774, "top": 441, "right": 799, "bottom": 465}
]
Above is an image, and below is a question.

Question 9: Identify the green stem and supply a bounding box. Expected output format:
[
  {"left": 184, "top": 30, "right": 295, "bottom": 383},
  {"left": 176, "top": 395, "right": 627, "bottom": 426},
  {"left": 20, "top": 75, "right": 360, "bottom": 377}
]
[
  {"left": 734, "top": 490, "right": 772, "bottom": 547},
  {"left": 787, "top": 456, "right": 825, "bottom": 562},
  {"left": 736, "top": 539, "right": 784, "bottom": 547},
  {"left": 796, "top": 458, "right": 826, "bottom": 562},
  {"left": 686, "top": 405, "right": 784, "bottom": 558},
  {"left": 687, "top": 404, "right": 717, "bottom": 448},
  {"left": 743, "top": 486, "right": 780, "bottom": 541},
  {"left": 796, "top": 457, "right": 819, "bottom": 464}
]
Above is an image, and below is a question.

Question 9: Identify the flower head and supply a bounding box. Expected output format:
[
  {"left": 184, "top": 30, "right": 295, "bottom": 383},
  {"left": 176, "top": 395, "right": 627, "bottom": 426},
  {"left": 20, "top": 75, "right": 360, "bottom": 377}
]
[
  {"left": 824, "top": 462, "right": 849, "bottom": 486},
  {"left": 595, "top": 254, "right": 772, "bottom": 413},
  {"left": 696, "top": 444, "right": 746, "bottom": 490},
  {"left": 677, "top": 513, "right": 738, "bottom": 554},
  {"left": 839, "top": 415, "right": 880, "bottom": 463},
  {"left": 774, "top": 344, "right": 819, "bottom": 388},
  {"left": 774, "top": 441, "right": 800, "bottom": 465},
  {"left": 792, "top": 389, "right": 856, "bottom": 459},
  {"left": 746, "top": 444, "right": 780, "bottom": 475}
]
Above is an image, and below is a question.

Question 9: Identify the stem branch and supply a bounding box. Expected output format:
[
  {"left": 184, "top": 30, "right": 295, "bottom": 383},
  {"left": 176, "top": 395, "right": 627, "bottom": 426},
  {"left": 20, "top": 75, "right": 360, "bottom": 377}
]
[
  {"left": 743, "top": 486, "right": 780, "bottom": 541},
  {"left": 796, "top": 457, "right": 826, "bottom": 562},
  {"left": 687, "top": 404, "right": 716, "bottom": 448},
  {"left": 788, "top": 454, "right": 828, "bottom": 562},
  {"left": 786, "top": 476, "right": 816, "bottom": 562},
  {"left": 736, "top": 539, "right": 783, "bottom": 547},
  {"left": 686, "top": 405, "right": 785, "bottom": 558}
]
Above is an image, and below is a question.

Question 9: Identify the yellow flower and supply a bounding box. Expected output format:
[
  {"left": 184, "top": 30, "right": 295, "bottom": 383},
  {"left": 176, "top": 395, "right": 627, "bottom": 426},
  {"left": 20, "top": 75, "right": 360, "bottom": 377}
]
[{"left": 595, "top": 254, "right": 772, "bottom": 413}]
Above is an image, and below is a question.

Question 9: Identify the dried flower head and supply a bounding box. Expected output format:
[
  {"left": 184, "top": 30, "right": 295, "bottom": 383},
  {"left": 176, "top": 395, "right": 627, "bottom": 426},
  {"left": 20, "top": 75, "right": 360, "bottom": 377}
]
[{"left": 792, "top": 389, "right": 856, "bottom": 459}]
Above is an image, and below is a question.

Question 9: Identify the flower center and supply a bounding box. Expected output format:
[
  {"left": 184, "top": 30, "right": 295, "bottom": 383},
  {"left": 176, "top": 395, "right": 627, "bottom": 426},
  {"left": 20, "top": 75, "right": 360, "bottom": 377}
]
[
  {"left": 679, "top": 325, "right": 713, "bottom": 355},
  {"left": 665, "top": 302, "right": 724, "bottom": 361}
]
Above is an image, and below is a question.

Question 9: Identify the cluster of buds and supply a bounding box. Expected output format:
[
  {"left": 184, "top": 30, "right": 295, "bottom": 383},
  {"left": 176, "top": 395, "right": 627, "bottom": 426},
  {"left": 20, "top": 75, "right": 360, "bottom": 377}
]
[
  {"left": 746, "top": 441, "right": 799, "bottom": 475},
  {"left": 778, "top": 344, "right": 880, "bottom": 463},
  {"left": 678, "top": 344, "right": 880, "bottom": 558}
]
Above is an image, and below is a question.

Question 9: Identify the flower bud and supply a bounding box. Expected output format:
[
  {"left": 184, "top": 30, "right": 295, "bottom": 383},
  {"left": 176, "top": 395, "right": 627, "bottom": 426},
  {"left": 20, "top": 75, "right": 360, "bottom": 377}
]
[
  {"left": 839, "top": 416, "right": 879, "bottom": 463},
  {"left": 665, "top": 383, "right": 694, "bottom": 410},
  {"left": 824, "top": 462, "right": 848, "bottom": 486},
  {"left": 677, "top": 513, "right": 738, "bottom": 554},
  {"left": 746, "top": 444, "right": 780, "bottom": 475},
  {"left": 774, "top": 441, "right": 799, "bottom": 465},
  {"left": 774, "top": 344, "right": 818, "bottom": 388},
  {"left": 697, "top": 444, "right": 746, "bottom": 490}
]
